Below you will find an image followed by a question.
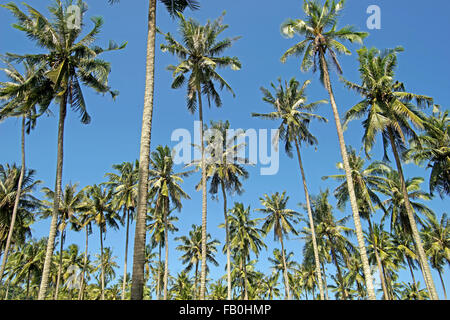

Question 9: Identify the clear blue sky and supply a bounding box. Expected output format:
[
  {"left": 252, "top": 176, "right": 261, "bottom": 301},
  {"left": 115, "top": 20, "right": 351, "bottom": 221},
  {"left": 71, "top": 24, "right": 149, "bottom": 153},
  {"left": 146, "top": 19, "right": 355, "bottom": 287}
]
[{"left": 0, "top": 0, "right": 448, "bottom": 299}]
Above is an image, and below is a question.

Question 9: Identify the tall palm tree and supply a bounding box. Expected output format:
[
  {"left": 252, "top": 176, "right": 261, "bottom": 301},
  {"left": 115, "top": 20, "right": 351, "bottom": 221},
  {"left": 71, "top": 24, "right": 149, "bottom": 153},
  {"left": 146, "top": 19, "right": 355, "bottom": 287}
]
[
  {"left": 421, "top": 212, "right": 449, "bottom": 299},
  {"left": 253, "top": 77, "right": 327, "bottom": 299},
  {"left": 0, "top": 59, "right": 52, "bottom": 282},
  {"left": 108, "top": 0, "right": 199, "bottom": 301},
  {"left": 226, "top": 203, "right": 265, "bottom": 300},
  {"left": 148, "top": 145, "right": 191, "bottom": 299},
  {"left": 405, "top": 110, "right": 450, "bottom": 198},
  {"left": 82, "top": 184, "right": 120, "bottom": 300},
  {"left": 40, "top": 183, "right": 84, "bottom": 299},
  {"left": 94, "top": 247, "right": 118, "bottom": 290},
  {"left": 280, "top": 0, "right": 375, "bottom": 299},
  {"left": 323, "top": 148, "right": 392, "bottom": 298},
  {"left": 160, "top": 13, "right": 241, "bottom": 299},
  {"left": 0, "top": 164, "right": 41, "bottom": 282},
  {"left": 2, "top": 0, "right": 126, "bottom": 299},
  {"left": 256, "top": 192, "right": 300, "bottom": 300},
  {"left": 175, "top": 224, "right": 220, "bottom": 299},
  {"left": 200, "top": 120, "right": 249, "bottom": 300},
  {"left": 104, "top": 161, "right": 138, "bottom": 300},
  {"left": 343, "top": 46, "right": 438, "bottom": 299},
  {"left": 269, "top": 248, "right": 298, "bottom": 289}
]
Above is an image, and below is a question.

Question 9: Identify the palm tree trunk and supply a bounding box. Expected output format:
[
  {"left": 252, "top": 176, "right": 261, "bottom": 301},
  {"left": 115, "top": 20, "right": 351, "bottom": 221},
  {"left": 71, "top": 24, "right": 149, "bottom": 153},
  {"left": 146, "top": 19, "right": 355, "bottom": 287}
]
[
  {"left": 279, "top": 237, "right": 291, "bottom": 300},
  {"left": 157, "top": 242, "right": 161, "bottom": 299},
  {"left": 100, "top": 226, "right": 105, "bottom": 300},
  {"left": 163, "top": 197, "right": 169, "bottom": 300},
  {"left": 387, "top": 127, "right": 438, "bottom": 300},
  {"left": 4, "top": 277, "right": 10, "bottom": 300},
  {"left": 319, "top": 51, "right": 376, "bottom": 300},
  {"left": 197, "top": 88, "right": 208, "bottom": 300},
  {"left": 241, "top": 256, "right": 248, "bottom": 300},
  {"left": 220, "top": 183, "right": 232, "bottom": 300},
  {"left": 0, "top": 116, "right": 26, "bottom": 281},
  {"left": 194, "top": 261, "right": 199, "bottom": 299},
  {"left": 39, "top": 93, "right": 67, "bottom": 300},
  {"left": 438, "top": 269, "right": 447, "bottom": 300},
  {"left": 131, "top": 0, "right": 157, "bottom": 300},
  {"left": 321, "top": 262, "right": 329, "bottom": 300},
  {"left": 54, "top": 229, "right": 65, "bottom": 299},
  {"left": 406, "top": 257, "right": 417, "bottom": 288},
  {"left": 121, "top": 208, "right": 130, "bottom": 300},
  {"left": 328, "top": 236, "right": 347, "bottom": 300},
  {"left": 26, "top": 269, "right": 31, "bottom": 300},
  {"left": 78, "top": 226, "right": 89, "bottom": 300},
  {"left": 367, "top": 219, "right": 389, "bottom": 300},
  {"left": 294, "top": 138, "right": 324, "bottom": 300}
]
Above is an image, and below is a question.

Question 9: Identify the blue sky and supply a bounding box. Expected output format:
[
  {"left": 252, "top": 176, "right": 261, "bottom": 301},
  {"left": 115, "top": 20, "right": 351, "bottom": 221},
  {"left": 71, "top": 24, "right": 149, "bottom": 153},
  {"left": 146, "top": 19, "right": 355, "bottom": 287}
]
[{"left": 0, "top": 0, "right": 449, "bottom": 299}]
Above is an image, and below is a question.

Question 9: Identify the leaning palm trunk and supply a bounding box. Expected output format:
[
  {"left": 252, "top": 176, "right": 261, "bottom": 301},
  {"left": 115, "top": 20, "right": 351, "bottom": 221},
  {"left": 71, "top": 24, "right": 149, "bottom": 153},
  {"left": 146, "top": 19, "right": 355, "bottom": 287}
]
[
  {"left": 221, "top": 183, "right": 232, "bottom": 300},
  {"left": 387, "top": 127, "right": 438, "bottom": 300},
  {"left": 39, "top": 94, "right": 67, "bottom": 300},
  {"left": 156, "top": 242, "right": 162, "bottom": 299},
  {"left": 321, "top": 262, "right": 329, "bottom": 300},
  {"left": 121, "top": 208, "right": 130, "bottom": 300},
  {"left": 54, "top": 230, "right": 65, "bottom": 299},
  {"left": 319, "top": 51, "right": 376, "bottom": 300},
  {"left": 197, "top": 89, "right": 208, "bottom": 300},
  {"left": 279, "top": 237, "right": 291, "bottom": 300},
  {"left": 0, "top": 116, "right": 26, "bottom": 281},
  {"left": 329, "top": 236, "right": 348, "bottom": 300},
  {"left": 78, "top": 227, "right": 89, "bottom": 300},
  {"left": 367, "top": 219, "right": 390, "bottom": 299},
  {"left": 131, "top": 0, "right": 157, "bottom": 300},
  {"left": 294, "top": 138, "right": 324, "bottom": 300},
  {"left": 438, "top": 270, "right": 447, "bottom": 300},
  {"left": 163, "top": 197, "right": 169, "bottom": 300},
  {"left": 100, "top": 226, "right": 105, "bottom": 300}
]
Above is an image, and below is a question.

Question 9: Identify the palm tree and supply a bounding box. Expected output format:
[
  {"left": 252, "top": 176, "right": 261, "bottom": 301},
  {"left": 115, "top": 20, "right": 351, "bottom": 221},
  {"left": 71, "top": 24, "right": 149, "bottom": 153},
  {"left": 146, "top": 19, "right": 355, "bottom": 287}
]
[
  {"left": 406, "top": 110, "right": 450, "bottom": 198},
  {"left": 2, "top": 0, "right": 126, "bottom": 299},
  {"left": 108, "top": 0, "right": 200, "bottom": 301},
  {"left": 323, "top": 148, "right": 392, "bottom": 298},
  {"left": 160, "top": 12, "right": 241, "bottom": 299},
  {"left": 253, "top": 77, "right": 327, "bottom": 299},
  {"left": 175, "top": 224, "right": 220, "bottom": 299},
  {"left": 421, "top": 212, "right": 449, "bottom": 299},
  {"left": 400, "top": 282, "right": 429, "bottom": 300},
  {"left": 171, "top": 271, "right": 193, "bottom": 300},
  {"left": 104, "top": 161, "right": 139, "bottom": 300},
  {"left": 256, "top": 192, "right": 300, "bottom": 300},
  {"left": 200, "top": 120, "right": 249, "bottom": 300},
  {"left": 225, "top": 203, "right": 265, "bottom": 300},
  {"left": 269, "top": 248, "right": 298, "bottom": 289},
  {"left": 0, "top": 60, "right": 52, "bottom": 282},
  {"left": 82, "top": 184, "right": 120, "bottom": 300},
  {"left": 0, "top": 164, "right": 41, "bottom": 283},
  {"left": 343, "top": 46, "right": 438, "bottom": 299},
  {"left": 94, "top": 247, "right": 118, "bottom": 290},
  {"left": 279, "top": 0, "right": 375, "bottom": 300},
  {"left": 148, "top": 145, "right": 191, "bottom": 299},
  {"left": 40, "top": 183, "right": 84, "bottom": 299}
]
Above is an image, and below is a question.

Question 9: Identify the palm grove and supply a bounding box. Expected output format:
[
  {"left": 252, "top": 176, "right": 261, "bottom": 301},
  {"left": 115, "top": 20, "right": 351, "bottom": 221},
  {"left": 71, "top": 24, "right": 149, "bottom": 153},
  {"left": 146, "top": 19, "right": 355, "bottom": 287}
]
[{"left": 0, "top": 0, "right": 448, "bottom": 300}]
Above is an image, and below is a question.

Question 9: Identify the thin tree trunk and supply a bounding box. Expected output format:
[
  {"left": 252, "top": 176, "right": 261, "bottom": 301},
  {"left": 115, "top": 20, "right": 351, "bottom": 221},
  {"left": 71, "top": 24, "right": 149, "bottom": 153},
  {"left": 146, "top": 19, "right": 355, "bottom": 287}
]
[
  {"left": 438, "top": 270, "right": 447, "bottom": 300},
  {"left": 367, "top": 219, "right": 389, "bottom": 300},
  {"left": 4, "top": 277, "right": 10, "bottom": 300},
  {"left": 321, "top": 262, "right": 329, "bottom": 300},
  {"left": 0, "top": 116, "right": 26, "bottom": 281},
  {"left": 221, "top": 183, "right": 232, "bottom": 300},
  {"left": 279, "top": 237, "right": 291, "bottom": 300},
  {"left": 163, "top": 197, "right": 169, "bottom": 300},
  {"left": 121, "top": 208, "right": 130, "bottom": 300},
  {"left": 131, "top": 0, "right": 157, "bottom": 300},
  {"left": 387, "top": 127, "right": 438, "bottom": 300},
  {"left": 78, "top": 226, "right": 89, "bottom": 300},
  {"left": 54, "top": 229, "right": 65, "bottom": 299},
  {"left": 319, "top": 51, "right": 376, "bottom": 300},
  {"left": 329, "top": 239, "right": 347, "bottom": 300},
  {"left": 157, "top": 242, "right": 161, "bottom": 300},
  {"left": 294, "top": 138, "right": 324, "bottom": 300},
  {"left": 26, "top": 270, "right": 31, "bottom": 300},
  {"left": 242, "top": 256, "right": 248, "bottom": 300},
  {"left": 39, "top": 93, "right": 67, "bottom": 300},
  {"left": 194, "top": 261, "right": 199, "bottom": 299},
  {"left": 100, "top": 226, "right": 105, "bottom": 300},
  {"left": 198, "top": 89, "right": 208, "bottom": 300},
  {"left": 407, "top": 257, "right": 417, "bottom": 288}
]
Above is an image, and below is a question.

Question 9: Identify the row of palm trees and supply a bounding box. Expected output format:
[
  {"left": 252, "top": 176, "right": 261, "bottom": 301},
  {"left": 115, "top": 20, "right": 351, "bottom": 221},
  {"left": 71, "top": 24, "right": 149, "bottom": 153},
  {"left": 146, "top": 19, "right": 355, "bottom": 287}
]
[{"left": 0, "top": 0, "right": 448, "bottom": 300}]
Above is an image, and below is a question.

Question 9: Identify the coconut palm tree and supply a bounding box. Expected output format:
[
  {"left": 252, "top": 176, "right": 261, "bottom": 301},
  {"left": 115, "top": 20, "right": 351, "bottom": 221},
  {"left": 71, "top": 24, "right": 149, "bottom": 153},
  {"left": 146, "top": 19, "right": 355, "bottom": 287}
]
[
  {"left": 256, "top": 192, "right": 300, "bottom": 300},
  {"left": 279, "top": 0, "right": 375, "bottom": 299},
  {"left": 104, "top": 161, "right": 138, "bottom": 300},
  {"left": 269, "top": 248, "right": 298, "bottom": 289},
  {"left": 0, "top": 59, "right": 52, "bottom": 282},
  {"left": 107, "top": 0, "right": 200, "bottom": 301},
  {"left": 148, "top": 145, "right": 191, "bottom": 299},
  {"left": 171, "top": 271, "right": 193, "bottom": 300},
  {"left": 421, "top": 212, "right": 450, "bottom": 299},
  {"left": 2, "top": 0, "right": 126, "bottom": 299},
  {"left": 343, "top": 46, "right": 438, "bottom": 299},
  {"left": 253, "top": 77, "right": 327, "bottom": 299},
  {"left": 406, "top": 110, "right": 450, "bottom": 198},
  {"left": 160, "top": 12, "right": 241, "bottom": 299},
  {"left": 175, "top": 224, "right": 220, "bottom": 299},
  {"left": 94, "top": 247, "right": 118, "bottom": 290},
  {"left": 82, "top": 184, "right": 120, "bottom": 300}
]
